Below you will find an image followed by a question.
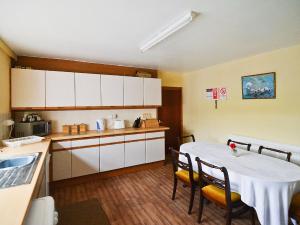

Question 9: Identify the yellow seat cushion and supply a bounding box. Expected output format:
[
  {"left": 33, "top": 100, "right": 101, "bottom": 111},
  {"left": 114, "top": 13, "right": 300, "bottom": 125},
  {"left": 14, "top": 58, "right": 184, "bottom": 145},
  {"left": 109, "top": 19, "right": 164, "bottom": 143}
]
[
  {"left": 202, "top": 184, "right": 241, "bottom": 206},
  {"left": 290, "top": 193, "right": 300, "bottom": 220},
  {"left": 175, "top": 170, "right": 199, "bottom": 184}
]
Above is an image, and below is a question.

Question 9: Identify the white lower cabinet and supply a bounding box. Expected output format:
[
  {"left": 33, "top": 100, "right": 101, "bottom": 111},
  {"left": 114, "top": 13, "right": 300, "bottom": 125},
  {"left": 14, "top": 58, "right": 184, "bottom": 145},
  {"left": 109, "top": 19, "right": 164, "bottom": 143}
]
[
  {"left": 100, "top": 143, "right": 125, "bottom": 172},
  {"left": 72, "top": 147, "right": 100, "bottom": 177},
  {"left": 146, "top": 138, "right": 165, "bottom": 163},
  {"left": 52, "top": 151, "right": 72, "bottom": 181},
  {"left": 125, "top": 141, "right": 145, "bottom": 167}
]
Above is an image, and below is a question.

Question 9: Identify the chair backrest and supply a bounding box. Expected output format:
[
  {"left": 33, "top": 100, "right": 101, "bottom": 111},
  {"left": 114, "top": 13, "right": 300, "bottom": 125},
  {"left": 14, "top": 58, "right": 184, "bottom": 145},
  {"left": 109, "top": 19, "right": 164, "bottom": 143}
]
[
  {"left": 178, "top": 134, "right": 195, "bottom": 147},
  {"left": 170, "top": 147, "right": 195, "bottom": 184},
  {"left": 227, "top": 139, "right": 251, "bottom": 151},
  {"left": 258, "top": 146, "right": 292, "bottom": 162},
  {"left": 195, "top": 157, "right": 232, "bottom": 207}
]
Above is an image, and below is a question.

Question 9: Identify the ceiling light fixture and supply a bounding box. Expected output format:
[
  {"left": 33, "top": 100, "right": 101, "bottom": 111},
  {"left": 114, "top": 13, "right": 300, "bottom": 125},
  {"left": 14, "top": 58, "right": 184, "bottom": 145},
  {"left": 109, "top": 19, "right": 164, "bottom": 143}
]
[{"left": 140, "top": 10, "right": 197, "bottom": 53}]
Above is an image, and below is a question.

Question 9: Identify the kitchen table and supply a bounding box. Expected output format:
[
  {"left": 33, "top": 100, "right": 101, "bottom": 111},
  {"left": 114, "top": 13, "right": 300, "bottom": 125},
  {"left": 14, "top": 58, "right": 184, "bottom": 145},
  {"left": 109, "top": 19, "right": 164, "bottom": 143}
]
[{"left": 180, "top": 141, "right": 300, "bottom": 225}]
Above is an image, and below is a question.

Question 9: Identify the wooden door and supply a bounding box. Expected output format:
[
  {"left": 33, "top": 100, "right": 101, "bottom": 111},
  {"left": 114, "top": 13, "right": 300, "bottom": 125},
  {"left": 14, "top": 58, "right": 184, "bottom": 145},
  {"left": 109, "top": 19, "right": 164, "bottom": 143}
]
[{"left": 157, "top": 87, "right": 182, "bottom": 153}]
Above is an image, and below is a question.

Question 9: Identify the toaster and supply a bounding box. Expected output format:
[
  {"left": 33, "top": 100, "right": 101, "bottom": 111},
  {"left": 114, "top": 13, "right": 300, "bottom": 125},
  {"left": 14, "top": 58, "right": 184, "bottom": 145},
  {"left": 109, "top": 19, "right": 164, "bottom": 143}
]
[{"left": 113, "top": 120, "right": 125, "bottom": 129}]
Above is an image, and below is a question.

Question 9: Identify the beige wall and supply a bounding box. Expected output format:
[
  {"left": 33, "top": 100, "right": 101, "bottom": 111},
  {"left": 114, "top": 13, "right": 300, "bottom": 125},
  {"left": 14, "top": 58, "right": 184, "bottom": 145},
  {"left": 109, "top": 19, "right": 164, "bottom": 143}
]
[
  {"left": 182, "top": 45, "right": 300, "bottom": 145},
  {"left": 0, "top": 48, "right": 11, "bottom": 141},
  {"left": 158, "top": 70, "right": 183, "bottom": 87}
]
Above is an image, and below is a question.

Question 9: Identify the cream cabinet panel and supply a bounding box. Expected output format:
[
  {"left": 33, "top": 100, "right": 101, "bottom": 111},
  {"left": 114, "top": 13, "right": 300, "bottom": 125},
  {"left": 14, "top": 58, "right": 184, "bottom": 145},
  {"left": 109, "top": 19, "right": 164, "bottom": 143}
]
[
  {"left": 145, "top": 132, "right": 164, "bottom": 139},
  {"left": 46, "top": 71, "right": 75, "bottom": 107},
  {"left": 52, "top": 150, "right": 72, "bottom": 181},
  {"left": 124, "top": 76, "right": 143, "bottom": 106},
  {"left": 75, "top": 73, "right": 101, "bottom": 106},
  {"left": 11, "top": 68, "right": 46, "bottom": 108},
  {"left": 52, "top": 141, "right": 71, "bottom": 150},
  {"left": 144, "top": 78, "right": 162, "bottom": 106},
  {"left": 72, "top": 147, "right": 100, "bottom": 177},
  {"left": 125, "top": 140, "right": 145, "bottom": 167},
  {"left": 101, "top": 75, "right": 123, "bottom": 106},
  {"left": 100, "top": 143, "right": 124, "bottom": 172},
  {"left": 146, "top": 138, "right": 165, "bottom": 163}
]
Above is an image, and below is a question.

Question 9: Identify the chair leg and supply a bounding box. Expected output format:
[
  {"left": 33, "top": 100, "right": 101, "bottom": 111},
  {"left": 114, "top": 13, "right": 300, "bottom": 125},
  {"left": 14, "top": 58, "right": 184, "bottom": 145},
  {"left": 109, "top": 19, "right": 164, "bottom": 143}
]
[
  {"left": 188, "top": 184, "right": 196, "bottom": 214},
  {"left": 198, "top": 194, "right": 204, "bottom": 223},
  {"left": 172, "top": 177, "right": 177, "bottom": 200},
  {"left": 251, "top": 208, "right": 256, "bottom": 225},
  {"left": 226, "top": 211, "right": 232, "bottom": 225}
]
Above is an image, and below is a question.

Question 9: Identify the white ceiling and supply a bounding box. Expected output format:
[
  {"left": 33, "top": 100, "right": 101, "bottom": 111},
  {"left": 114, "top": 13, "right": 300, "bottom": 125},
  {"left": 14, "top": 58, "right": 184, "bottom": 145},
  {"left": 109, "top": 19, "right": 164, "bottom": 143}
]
[{"left": 1, "top": 0, "right": 300, "bottom": 72}]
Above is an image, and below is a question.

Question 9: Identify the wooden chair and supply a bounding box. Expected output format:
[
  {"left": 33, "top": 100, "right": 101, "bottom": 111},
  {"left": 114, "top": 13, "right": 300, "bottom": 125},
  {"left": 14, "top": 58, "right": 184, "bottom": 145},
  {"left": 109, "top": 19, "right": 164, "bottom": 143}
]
[
  {"left": 290, "top": 193, "right": 300, "bottom": 223},
  {"left": 258, "top": 146, "right": 292, "bottom": 162},
  {"left": 227, "top": 139, "right": 251, "bottom": 151},
  {"left": 178, "top": 134, "right": 195, "bottom": 147},
  {"left": 170, "top": 147, "right": 198, "bottom": 214},
  {"left": 195, "top": 157, "right": 255, "bottom": 225}
]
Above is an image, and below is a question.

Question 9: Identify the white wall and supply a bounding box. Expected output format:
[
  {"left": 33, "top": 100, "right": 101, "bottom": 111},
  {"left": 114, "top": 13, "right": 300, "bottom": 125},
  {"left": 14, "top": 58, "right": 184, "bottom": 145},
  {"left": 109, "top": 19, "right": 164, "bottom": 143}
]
[{"left": 15, "top": 109, "right": 157, "bottom": 133}]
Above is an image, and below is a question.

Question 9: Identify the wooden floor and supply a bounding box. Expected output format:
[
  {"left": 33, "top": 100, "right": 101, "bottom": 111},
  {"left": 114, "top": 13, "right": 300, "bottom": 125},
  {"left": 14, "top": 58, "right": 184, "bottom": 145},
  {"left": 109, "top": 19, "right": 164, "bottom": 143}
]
[{"left": 52, "top": 163, "right": 258, "bottom": 225}]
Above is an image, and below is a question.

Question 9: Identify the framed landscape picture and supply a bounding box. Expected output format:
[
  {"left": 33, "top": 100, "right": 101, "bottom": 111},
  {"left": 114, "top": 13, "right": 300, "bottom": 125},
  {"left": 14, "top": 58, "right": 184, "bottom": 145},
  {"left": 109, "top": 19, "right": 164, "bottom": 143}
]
[{"left": 242, "top": 72, "right": 276, "bottom": 99}]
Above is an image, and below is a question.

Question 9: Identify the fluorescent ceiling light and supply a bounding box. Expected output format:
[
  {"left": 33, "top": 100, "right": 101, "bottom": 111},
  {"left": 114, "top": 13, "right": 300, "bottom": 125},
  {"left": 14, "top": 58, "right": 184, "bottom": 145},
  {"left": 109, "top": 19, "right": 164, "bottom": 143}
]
[{"left": 140, "top": 11, "right": 197, "bottom": 53}]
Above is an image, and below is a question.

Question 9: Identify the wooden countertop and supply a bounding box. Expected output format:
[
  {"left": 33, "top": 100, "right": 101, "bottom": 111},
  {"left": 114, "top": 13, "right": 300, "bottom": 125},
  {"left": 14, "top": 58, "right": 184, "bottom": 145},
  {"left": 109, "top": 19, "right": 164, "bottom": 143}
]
[
  {"left": 0, "top": 126, "right": 169, "bottom": 225},
  {"left": 47, "top": 126, "right": 169, "bottom": 142},
  {"left": 0, "top": 140, "right": 51, "bottom": 225}
]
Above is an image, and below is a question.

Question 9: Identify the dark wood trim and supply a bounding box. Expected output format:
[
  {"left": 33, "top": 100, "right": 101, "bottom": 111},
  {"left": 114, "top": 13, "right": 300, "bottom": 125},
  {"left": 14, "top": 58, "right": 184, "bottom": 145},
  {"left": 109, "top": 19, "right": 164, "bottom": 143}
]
[
  {"left": 124, "top": 139, "right": 145, "bottom": 143},
  {"left": 145, "top": 137, "right": 165, "bottom": 141},
  {"left": 50, "top": 161, "right": 164, "bottom": 188},
  {"left": 51, "top": 138, "right": 164, "bottom": 152},
  {"left": 14, "top": 56, "right": 157, "bottom": 77},
  {"left": 11, "top": 105, "right": 161, "bottom": 111}
]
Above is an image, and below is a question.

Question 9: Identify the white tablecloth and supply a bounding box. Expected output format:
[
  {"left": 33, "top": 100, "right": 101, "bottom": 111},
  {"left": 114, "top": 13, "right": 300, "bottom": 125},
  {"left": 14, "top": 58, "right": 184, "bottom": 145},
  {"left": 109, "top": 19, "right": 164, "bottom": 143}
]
[{"left": 180, "top": 141, "right": 300, "bottom": 225}]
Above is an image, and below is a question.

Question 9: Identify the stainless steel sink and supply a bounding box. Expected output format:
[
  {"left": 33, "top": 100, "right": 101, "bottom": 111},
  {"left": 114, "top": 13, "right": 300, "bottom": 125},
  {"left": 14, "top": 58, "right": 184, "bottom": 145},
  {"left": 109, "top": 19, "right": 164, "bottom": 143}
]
[
  {"left": 0, "top": 153, "right": 41, "bottom": 189},
  {"left": 0, "top": 155, "right": 35, "bottom": 169}
]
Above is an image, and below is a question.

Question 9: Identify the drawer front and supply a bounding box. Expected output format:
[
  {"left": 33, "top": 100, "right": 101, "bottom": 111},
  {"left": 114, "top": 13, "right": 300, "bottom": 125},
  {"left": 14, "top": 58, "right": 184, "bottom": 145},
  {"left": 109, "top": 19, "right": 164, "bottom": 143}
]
[
  {"left": 100, "top": 135, "right": 124, "bottom": 144},
  {"left": 72, "top": 138, "right": 100, "bottom": 148},
  {"left": 125, "top": 133, "right": 145, "bottom": 141},
  {"left": 146, "top": 132, "right": 164, "bottom": 139},
  {"left": 52, "top": 141, "right": 71, "bottom": 150}
]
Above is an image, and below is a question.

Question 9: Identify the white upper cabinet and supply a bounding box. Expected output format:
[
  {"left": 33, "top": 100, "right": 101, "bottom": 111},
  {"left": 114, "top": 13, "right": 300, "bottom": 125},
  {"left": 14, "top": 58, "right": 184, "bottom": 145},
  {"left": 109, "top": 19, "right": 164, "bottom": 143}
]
[
  {"left": 46, "top": 71, "right": 75, "bottom": 107},
  {"left": 75, "top": 73, "right": 101, "bottom": 107},
  {"left": 11, "top": 68, "right": 46, "bottom": 108},
  {"left": 101, "top": 75, "right": 123, "bottom": 106},
  {"left": 124, "top": 76, "right": 143, "bottom": 106},
  {"left": 144, "top": 78, "right": 162, "bottom": 106}
]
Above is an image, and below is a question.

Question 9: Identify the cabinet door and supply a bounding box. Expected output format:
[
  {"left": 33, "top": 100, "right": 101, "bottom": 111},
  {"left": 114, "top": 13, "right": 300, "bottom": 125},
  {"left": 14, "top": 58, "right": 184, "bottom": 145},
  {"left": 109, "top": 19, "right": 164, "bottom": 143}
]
[
  {"left": 101, "top": 75, "right": 123, "bottom": 106},
  {"left": 125, "top": 141, "right": 145, "bottom": 167},
  {"left": 144, "top": 78, "right": 162, "bottom": 106},
  {"left": 124, "top": 76, "right": 143, "bottom": 106},
  {"left": 11, "top": 68, "right": 46, "bottom": 108},
  {"left": 100, "top": 144, "right": 124, "bottom": 172},
  {"left": 75, "top": 73, "right": 101, "bottom": 107},
  {"left": 146, "top": 139, "right": 165, "bottom": 163},
  {"left": 52, "top": 151, "right": 72, "bottom": 181},
  {"left": 46, "top": 71, "right": 75, "bottom": 107},
  {"left": 72, "top": 147, "right": 100, "bottom": 177}
]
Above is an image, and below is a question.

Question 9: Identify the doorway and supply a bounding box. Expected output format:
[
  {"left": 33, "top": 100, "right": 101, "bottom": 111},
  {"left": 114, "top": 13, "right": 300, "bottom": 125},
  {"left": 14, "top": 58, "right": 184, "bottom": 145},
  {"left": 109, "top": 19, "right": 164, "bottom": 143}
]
[{"left": 157, "top": 87, "right": 182, "bottom": 155}]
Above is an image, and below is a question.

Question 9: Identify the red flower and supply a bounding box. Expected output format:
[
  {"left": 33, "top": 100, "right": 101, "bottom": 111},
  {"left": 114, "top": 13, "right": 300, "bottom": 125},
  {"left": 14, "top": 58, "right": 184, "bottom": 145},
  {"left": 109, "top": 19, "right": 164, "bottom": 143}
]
[{"left": 229, "top": 143, "right": 236, "bottom": 150}]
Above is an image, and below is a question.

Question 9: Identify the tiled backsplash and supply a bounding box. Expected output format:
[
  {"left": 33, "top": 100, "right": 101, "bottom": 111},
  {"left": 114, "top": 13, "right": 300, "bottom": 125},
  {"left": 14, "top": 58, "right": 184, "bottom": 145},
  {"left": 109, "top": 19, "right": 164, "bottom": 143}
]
[{"left": 0, "top": 112, "right": 11, "bottom": 143}]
